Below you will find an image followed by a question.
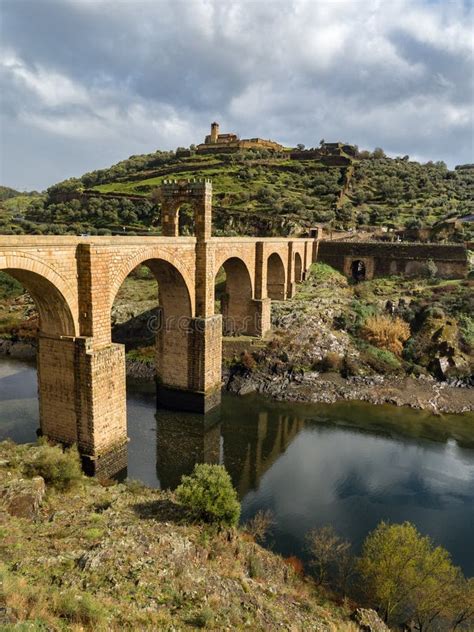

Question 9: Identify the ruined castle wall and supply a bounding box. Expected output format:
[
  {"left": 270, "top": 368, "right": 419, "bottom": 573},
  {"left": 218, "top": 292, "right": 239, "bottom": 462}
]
[{"left": 317, "top": 241, "right": 468, "bottom": 279}]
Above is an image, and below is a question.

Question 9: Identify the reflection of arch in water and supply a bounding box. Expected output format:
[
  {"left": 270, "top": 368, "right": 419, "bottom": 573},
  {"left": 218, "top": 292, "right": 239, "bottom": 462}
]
[
  {"left": 267, "top": 253, "right": 286, "bottom": 300},
  {"left": 215, "top": 257, "right": 255, "bottom": 336},
  {"left": 351, "top": 259, "right": 366, "bottom": 282},
  {"left": 155, "top": 409, "right": 222, "bottom": 490},
  {"left": 222, "top": 409, "right": 305, "bottom": 498}
]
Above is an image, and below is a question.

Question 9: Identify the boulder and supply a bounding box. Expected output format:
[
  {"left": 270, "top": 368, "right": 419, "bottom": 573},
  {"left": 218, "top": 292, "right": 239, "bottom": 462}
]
[
  {"left": 0, "top": 476, "right": 46, "bottom": 519},
  {"left": 352, "top": 608, "right": 391, "bottom": 632}
]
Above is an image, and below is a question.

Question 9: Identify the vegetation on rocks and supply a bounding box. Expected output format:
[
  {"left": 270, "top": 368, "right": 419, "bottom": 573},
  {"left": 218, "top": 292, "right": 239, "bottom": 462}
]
[
  {"left": 245, "top": 263, "right": 473, "bottom": 384},
  {"left": 0, "top": 440, "right": 363, "bottom": 631}
]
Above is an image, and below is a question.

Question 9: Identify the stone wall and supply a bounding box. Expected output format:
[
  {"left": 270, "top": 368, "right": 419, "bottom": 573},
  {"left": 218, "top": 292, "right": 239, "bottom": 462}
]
[{"left": 317, "top": 241, "right": 468, "bottom": 279}]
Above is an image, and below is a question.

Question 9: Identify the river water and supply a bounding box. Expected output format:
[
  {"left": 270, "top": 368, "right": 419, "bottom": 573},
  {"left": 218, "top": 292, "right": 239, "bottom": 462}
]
[{"left": 1, "top": 358, "right": 474, "bottom": 576}]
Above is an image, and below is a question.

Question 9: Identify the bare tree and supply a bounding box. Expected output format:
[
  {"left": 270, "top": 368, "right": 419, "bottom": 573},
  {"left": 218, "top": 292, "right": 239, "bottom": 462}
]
[{"left": 306, "top": 525, "right": 351, "bottom": 586}]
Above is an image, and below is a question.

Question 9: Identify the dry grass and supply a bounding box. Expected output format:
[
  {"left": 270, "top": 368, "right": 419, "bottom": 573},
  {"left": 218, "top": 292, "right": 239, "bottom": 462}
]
[{"left": 360, "top": 315, "right": 410, "bottom": 356}]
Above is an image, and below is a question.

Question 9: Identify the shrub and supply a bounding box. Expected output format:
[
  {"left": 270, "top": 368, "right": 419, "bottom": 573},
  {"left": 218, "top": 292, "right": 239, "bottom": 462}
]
[
  {"left": 341, "top": 355, "right": 361, "bottom": 377},
  {"left": 188, "top": 606, "right": 215, "bottom": 628},
  {"left": 360, "top": 344, "right": 402, "bottom": 373},
  {"left": 422, "top": 258, "right": 438, "bottom": 279},
  {"left": 54, "top": 590, "right": 106, "bottom": 626},
  {"left": 247, "top": 552, "right": 264, "bottom": 579},
  {"left": 23, "top": 442, "right": 82, "bottom": 491},
  {"left": 243, "top": 510, "right": 275, "bottom": 544},
  {"left": 319, "top": 352, "right": 343, "bottom": 372},
  {"left": 175, "top": 463, "right": 241, "bottom": 527},
  {"left": 306, "top": 525, "right": 351, "bottom": 586},
  {"left": 358, "top": 521, "right": 462, "bottom": 627},
  {"left": 360, "top": 315, "right": 410, "bottom": 355},
  {"left": 284, "top": 556, "right": 304, "bottom": 576},
  {"left": 240, "top": 350, "right": 257, "bottom": 372}
]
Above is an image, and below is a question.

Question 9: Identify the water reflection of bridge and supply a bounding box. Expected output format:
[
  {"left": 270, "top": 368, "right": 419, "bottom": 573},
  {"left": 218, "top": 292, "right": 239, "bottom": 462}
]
[{"left": 155, "top": 405, "right": 305, "bottom": 497}]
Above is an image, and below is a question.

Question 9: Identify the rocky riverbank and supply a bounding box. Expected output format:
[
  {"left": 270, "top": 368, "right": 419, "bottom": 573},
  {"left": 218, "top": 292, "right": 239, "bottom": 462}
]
[
  {"left": 225, "top": 369, "right": 474, "bottom": 415},
  {"left": 1, "top": 336, "right": 472, "bottom": 414}
]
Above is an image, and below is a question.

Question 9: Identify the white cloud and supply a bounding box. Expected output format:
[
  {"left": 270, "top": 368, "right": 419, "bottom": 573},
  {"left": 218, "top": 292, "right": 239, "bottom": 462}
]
[
  {"left": 1, "top": 50, "right": 90, "bottom": 107},
  {"left": 0, "top": 0, "right": 472, "bottom": 190}
]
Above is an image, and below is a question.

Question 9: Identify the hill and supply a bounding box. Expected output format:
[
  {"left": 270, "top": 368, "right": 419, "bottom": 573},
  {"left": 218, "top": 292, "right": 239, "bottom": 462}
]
[{"left": 0, "top": 147, "right": 472, "bottom": 238}]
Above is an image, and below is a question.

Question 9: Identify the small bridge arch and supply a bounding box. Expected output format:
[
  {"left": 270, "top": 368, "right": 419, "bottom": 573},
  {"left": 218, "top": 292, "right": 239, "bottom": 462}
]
[
  {"left": 294, "top": 252, "right": 303, "bottom": 283},
  {"left": 267, "top": 252, "right": 286, "bottom": 300},
  {"left": 216, "top": 256, "right": 255, "bottom": 336}
]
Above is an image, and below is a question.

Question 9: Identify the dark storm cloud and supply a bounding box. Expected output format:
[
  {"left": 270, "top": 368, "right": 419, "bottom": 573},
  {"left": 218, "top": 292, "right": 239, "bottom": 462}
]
[{"left": 0, "top": 0, "right": 472, "bottom": 190}]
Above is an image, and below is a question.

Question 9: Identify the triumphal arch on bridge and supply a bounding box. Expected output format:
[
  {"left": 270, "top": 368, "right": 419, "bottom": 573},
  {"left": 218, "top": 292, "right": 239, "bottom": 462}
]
[{"left": 0, "top": 180, "right": 315, "bottom": 473}]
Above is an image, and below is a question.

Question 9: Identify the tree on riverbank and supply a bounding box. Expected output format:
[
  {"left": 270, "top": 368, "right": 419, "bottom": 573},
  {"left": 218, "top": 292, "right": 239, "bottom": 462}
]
[{"left": 357, "top": 521, "right": 473, "bottom": 630}]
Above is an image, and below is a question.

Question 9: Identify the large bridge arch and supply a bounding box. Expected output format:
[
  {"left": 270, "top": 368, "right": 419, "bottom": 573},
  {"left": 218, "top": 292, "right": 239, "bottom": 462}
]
[
  {"left": 0, "top": 255, "right": 78, "bottom": 336},
  {"left": 109, "top": 246, "right": 195, "bottom": 316},
  {"left": 110, "top": 255, "right": 195, "bottom": 404},
  {"left": 0, "top": 254, "right": 81, "bottom": 452}
]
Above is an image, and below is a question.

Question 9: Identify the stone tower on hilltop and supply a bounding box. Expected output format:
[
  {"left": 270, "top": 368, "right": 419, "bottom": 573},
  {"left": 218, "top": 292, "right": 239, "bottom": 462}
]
[{"left": 210, "top": 122, "right": 219, "bottom": 143}]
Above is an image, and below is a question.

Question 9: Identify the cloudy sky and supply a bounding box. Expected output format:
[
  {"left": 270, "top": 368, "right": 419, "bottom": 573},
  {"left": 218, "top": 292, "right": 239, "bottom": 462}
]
[{"left": 1, "top": 0, "right": 473, "bottom": 191}]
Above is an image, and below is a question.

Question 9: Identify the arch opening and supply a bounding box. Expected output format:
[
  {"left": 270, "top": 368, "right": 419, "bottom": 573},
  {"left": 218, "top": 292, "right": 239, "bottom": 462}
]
[
  {"left": 0, "top": 268, "right": 79, "bottom": 449},
  {"left": 215, "top": 257, "right": 254, "bottom": 336},
  {"left": 351, "top": 259, "right": 366, "bottom": 282},
  {"left": 111, "top": 257, "right": 193, "bottom": 402},
  {"left": 0, "top": 269, "right": 75, "bottom": 337},
  {"left": 177, "top": 202, "right": 195, "bottom": 236},
  {"left": 267, "top": 253, "right": 286, "bottom": 300},
  {"left": 294, "top": 252, "right": 303, "bottom": 283}
]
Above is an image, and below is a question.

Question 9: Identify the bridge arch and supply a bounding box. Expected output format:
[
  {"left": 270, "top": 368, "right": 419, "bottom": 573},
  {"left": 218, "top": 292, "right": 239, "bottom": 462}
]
[
  {"left": 267, "top": 252, "right": 286, "bottom": 300},
  {"left": 294, "top": 252, "right": 303, "bottom": 283},
  {"left": 215, "top": 257, "right": 254, "bottom": 336},
  {"left": 111, "top": 255, "right": 194, "bottom": 407},
  {"left": 0, "top": 255, "right": 77, "bottom": 336},
  {"left": 109, "top": 247, "right": 195, "bottom": 316}
]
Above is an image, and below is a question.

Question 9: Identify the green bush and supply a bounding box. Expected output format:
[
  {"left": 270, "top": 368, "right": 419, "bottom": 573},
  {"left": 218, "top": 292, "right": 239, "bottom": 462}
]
[
  {"left": 23, "top": 441, "right": 82, "bottom": 491},
  {"left": 53, "top": 590, "right": 106, "bottom": 626},
  {"left": 175, "top": 463, "right": 241, "bottom": 527},
  {"left": 247, "top": 552, "right": 265, "bottom": 579},
  {"left": 359, "top": 343, "right": 401, "bottom": 373}
]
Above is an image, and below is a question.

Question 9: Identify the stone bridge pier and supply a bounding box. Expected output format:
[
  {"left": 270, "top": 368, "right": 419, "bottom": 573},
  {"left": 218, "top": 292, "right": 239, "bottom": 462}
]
[{"left": 0, "top": 180, "right": 314, "bottom": 476}]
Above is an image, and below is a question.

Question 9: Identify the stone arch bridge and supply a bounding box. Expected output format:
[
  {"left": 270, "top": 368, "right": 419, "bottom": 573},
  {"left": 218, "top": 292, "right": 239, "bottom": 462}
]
[{"left": 0, "top": 180, "right": 315, "bottom": 473}]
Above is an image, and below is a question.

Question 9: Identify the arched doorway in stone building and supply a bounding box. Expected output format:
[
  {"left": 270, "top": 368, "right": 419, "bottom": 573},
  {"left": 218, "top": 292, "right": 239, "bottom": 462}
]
[{"left": 351, "top": 259, "right": 366, "bottom": 282}]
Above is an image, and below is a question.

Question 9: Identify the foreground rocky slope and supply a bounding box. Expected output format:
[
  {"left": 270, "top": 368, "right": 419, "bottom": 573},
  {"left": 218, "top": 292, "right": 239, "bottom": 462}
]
[{"left": 0, "top": 440, "right": 374, "bottom": 631}]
